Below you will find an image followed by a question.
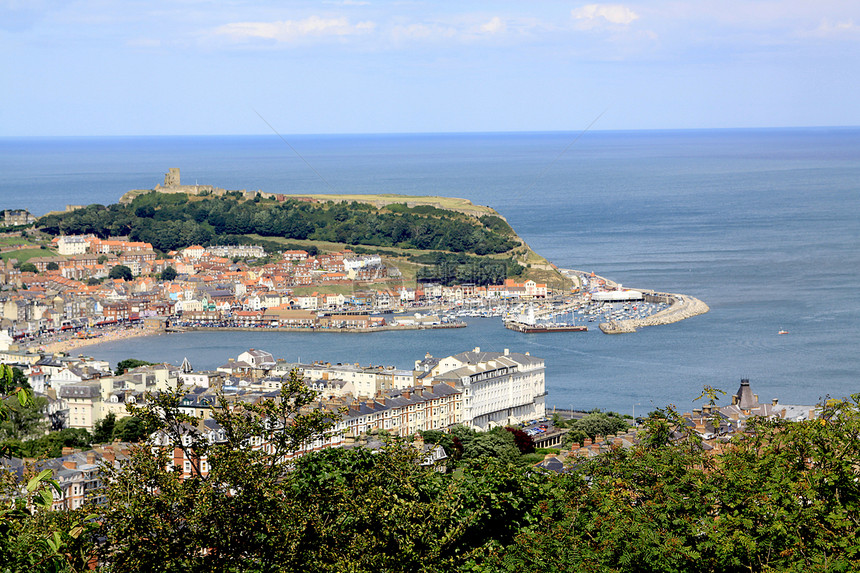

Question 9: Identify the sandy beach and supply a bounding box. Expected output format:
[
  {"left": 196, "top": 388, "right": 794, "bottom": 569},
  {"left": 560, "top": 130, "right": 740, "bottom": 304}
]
[{"left": 27, "top": 326, "right": 161, "bottom": 356}]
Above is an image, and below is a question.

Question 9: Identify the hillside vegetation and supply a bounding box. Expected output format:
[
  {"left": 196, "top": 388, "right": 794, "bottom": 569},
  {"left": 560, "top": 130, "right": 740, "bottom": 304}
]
[{"left": 38, "top": 193, "right": 517, "bottom": 257}]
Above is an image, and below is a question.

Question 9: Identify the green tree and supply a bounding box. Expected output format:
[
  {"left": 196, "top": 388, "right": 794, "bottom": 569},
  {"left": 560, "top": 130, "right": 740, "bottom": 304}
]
[
  {"left": 114, "top": 358, "right": 156, "bottom": 376},
  {"left": 108, "top": 264, "right": 133, "bottom": 281},
  {"left": 283, "top": 445, "right": 548, "bottom": 572},
  {"left": 1, "top": 387, "right": 97, "bottom": 573},
  {"left": 419, "top": 429, "right": 462, "bottom": 464},
  {"left": 562, "top": 411, "right": 629, "bottom": 448},
  {"left": 92, "top": 413, "right": 116, "bottom": 444},
  {"left": 462, "top": 427, "right": 522, "bottom": 465},
  {"left": 0, "top": 394, "right": 47, "bottom": 441},
  {"left": 111, "top": 416, "right": 146, "bottom": 442},
  {"left": 705, "top": 396, "right": 860, "bottom": 571},
  {"left": 159, "top": 265, "right": 177, "bottom": 281},
  {"left": 4, "top": 428, "right": 92, "bottom": 459},
  {"left": 97, "top": 369, "right": 337, "bottom": 571},
  {"left": 483, "top": 398, "right": 860, "bottom": 572},
  {"left": 481, "top": 406, "right": 714, "bottom": 572},
  {"left": 18, "top": 262, "right": 37, "bottom": 273},
  {"left": 45, "top": 262, "right": 59, "bottom": 271},
  {"left": 0, "top": 365, "right": 28, "bottom": 394}
]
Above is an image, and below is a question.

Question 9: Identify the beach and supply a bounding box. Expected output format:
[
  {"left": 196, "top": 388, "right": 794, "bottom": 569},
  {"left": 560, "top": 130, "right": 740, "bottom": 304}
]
[{"left": 27, "top": 326, "right": 162, "bottom": 356}]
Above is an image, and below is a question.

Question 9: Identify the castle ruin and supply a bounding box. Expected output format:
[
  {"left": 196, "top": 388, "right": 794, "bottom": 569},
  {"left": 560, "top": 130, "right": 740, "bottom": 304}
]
[{"left": 164, "top": 168, "right": 181, "bottom": 187}]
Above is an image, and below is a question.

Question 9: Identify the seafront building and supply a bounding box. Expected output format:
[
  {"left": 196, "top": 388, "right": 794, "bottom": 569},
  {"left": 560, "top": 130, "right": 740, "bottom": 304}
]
[
  {"left": 427, "top": 347, "right": 546, "bottom": 430},
  {"left": 14, "top": 345, "right": 545, "bottom": 439}
]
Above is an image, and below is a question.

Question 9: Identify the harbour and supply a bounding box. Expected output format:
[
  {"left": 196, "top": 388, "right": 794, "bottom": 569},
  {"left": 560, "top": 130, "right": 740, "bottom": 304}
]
[{"left": 3, "top": 129, "right": 859, "bottom": 413}]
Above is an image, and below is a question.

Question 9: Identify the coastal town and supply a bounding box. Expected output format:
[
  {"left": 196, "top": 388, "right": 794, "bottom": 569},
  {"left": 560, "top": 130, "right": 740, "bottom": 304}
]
[
  {"left": 2, "top": 227, "right": 567, "bottom": 347},
  {"left": 1, "top": 207, "right": 811, "bottom": 514},
  {"left": 2, "top": 229, "right": 709, "bottom": 355},
  {"left": 4, "top": 0, "right": 858, "bottom": 564},
  {"left": 0, "top": 203, "right": 845, "bottom": 570},
  {"left": 2, "top": 343, "right": 549, "bottom": 508}
]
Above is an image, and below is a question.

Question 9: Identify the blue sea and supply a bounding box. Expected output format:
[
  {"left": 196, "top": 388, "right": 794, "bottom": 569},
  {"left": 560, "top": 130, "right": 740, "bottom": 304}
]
[{"left": 2, "top": 129, "right": 858, "bottom": 414}]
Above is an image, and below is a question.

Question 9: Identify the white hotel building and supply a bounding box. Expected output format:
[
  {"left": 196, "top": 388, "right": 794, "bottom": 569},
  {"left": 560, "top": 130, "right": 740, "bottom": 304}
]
[{"left": 431, "top": 348, "right": 546, "bottom": 430}]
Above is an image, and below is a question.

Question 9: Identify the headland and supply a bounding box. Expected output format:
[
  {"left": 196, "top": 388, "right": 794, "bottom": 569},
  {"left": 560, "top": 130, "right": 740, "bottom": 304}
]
[{"left": 9, "top": 168, "right": 710, "bottom": 359}]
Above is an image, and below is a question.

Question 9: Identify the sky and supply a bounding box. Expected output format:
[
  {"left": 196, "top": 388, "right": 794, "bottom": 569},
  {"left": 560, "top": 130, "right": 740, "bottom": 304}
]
[{"left": 2, "top": 0, "right": 859, "bottom": 136}]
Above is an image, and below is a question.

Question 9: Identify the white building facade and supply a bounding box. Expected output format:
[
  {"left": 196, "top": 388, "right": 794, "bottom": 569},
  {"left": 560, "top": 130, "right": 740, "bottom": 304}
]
[{"left": 431, "top": 347, "right": 546, "bottom": 430}]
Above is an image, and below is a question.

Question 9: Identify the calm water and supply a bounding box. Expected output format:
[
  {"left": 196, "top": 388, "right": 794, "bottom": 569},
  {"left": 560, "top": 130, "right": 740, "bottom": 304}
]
[{"left": 2, "top": 129, "right": 858, "bottom": 414}]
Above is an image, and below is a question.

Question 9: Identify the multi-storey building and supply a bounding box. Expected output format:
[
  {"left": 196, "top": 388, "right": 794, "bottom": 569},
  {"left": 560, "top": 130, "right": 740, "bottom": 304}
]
[{"left": 429, "top": 347, "right": 545, "bottom": 430}]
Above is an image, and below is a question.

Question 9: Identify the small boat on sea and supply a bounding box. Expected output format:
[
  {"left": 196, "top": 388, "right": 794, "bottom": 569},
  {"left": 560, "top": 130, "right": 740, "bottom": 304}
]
[{"left": 778, "top": 330, "right": 789, "bottom": 335}]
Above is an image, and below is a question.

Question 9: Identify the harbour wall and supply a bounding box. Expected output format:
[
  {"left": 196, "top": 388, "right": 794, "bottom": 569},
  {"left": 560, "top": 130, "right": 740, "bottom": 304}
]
[
  {"left": 599, "top": 291, "right": 710, "bottom": 334},
  {"left": 560, "top": 268, "right": 709, "bottom": 334}
]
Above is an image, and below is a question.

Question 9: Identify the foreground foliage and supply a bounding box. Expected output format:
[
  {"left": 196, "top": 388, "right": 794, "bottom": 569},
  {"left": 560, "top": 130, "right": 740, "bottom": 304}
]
[
  {"left": 3, "top": 388, "right": 860, "bottom": 572},
  {"left": 1, "top": 386, "right": 96, "bottom": 573},
  {"left": 484, "top": 399, "right": 860, "bottom": 573}
]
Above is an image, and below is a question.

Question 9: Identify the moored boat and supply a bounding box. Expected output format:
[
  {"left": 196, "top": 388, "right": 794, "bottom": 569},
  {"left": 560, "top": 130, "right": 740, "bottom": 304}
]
[{"left": 504, "top": 321, "right": 587, "bottom": 333}]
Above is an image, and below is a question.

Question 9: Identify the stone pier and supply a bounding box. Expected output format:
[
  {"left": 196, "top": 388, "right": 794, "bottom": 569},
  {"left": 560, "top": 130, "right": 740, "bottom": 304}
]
[{"left": 599, "top": 291, "right": 709, "bottom": 334}]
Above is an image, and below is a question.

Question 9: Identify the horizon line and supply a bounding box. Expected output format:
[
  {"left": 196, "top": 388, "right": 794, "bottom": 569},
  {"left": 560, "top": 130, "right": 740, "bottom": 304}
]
[{"left": 2, "top": 125, "right": 859, "bottom": 139}]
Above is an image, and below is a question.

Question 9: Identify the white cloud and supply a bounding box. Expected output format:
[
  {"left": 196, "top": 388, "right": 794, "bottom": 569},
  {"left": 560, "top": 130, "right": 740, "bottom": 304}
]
[
  {"left": 479, "top": 16, "right": 506, "bottom": 35},
  {"left": 391, "top": 22, "right": 457, "bottom": 42},
  {"left": 214, "top": 16, "right": 375, "bottom": 43},
  {"left": 572, "top": 4, "right": 639, "bottom": 28},
  {"left": 808, "top": 17, "right": 860, "bottom": 38}
]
